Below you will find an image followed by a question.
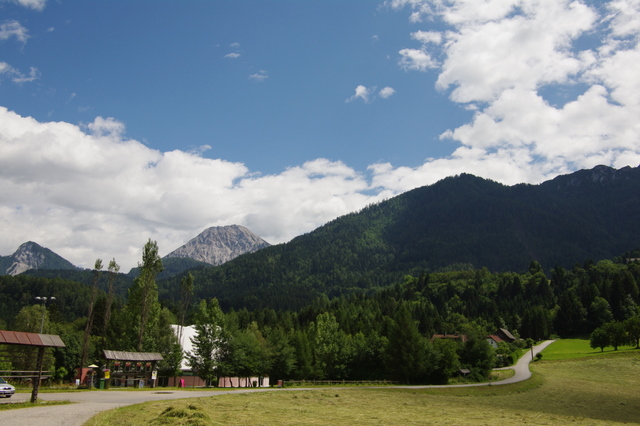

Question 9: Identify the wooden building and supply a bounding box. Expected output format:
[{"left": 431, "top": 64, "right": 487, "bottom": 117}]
[{"left": 102, "top": 350, "right": 163, "bottom": 388}]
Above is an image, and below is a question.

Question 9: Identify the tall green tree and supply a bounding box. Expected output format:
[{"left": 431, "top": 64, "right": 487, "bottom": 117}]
[
  {"left": 265, "top": 326, "right": 296, "bottom": 381},
  {"left": 225, "top": 322, "right": 272, "bottom": 385},
  {"left": 385, "top": 304, "right": 432, "bottom": 384},
  {"left": 155, "top": 308, "right": 183, "bottom": 379},
  {"left": 126, "top": 239, "right": 163, "bottom": 351},
  {"left": 312, "top": 312, "right": 352, "bottom": 379},
  {"left": 81, "top": 258, "right": 102, "bottom": 369},
  {"left": 102, "top": 258, "right": 120, "bottom": 345},
  {"left": 178, "top": 272, "right": 194, "bottom": 344},
  {"left": 15, "top": 305, "right": 46, "bottom": 333},
  {"left": 187, "top": 298, "right": 226, "bottom": 386}
]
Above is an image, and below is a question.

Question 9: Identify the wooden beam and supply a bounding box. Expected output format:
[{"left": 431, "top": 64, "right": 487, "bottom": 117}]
[{"left": 30, "top": 346, "right": 45, "bottom": 403}]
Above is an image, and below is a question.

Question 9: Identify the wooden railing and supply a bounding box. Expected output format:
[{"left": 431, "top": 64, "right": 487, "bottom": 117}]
[{"left": 0, "top": 370, "right": 52, "bottom": 379}]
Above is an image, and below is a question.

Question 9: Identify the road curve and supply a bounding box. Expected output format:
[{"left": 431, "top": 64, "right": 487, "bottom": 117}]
[{"left": 3, "top": 340, "right": 556, "bottom": 425}]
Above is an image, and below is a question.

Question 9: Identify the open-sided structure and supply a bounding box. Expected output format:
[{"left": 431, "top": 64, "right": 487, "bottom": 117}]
[
  {"left": 0, "top": 330, "right": 66, "bottom": 402},
  {"left": 102, "top": 350, "right": 163, "bottom": 388}
]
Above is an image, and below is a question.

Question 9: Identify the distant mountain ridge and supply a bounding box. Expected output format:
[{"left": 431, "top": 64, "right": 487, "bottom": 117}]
[
  {"left": 173, "top": 165, "right": 640, "bottom": 311},
  {"left": 164, "top": 225, "right": 271, "bottom": 266},
  {"left": 0, "top": 241, "right": 78, "bottom": 276}
]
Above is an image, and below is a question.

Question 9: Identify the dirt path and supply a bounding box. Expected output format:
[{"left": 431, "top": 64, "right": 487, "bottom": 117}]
[{"left": 3, "top": 340, "right": 556, "bottom": 425}]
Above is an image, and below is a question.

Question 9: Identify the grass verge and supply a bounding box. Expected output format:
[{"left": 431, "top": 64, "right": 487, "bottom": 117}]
[{"left": 0, "top": 400, "right": 72, "bottom": 411}]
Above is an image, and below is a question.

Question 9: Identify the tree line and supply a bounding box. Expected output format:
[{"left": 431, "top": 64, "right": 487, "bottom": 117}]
[{"left": 2, "top": 240, "right": 639, "bottom": 385}]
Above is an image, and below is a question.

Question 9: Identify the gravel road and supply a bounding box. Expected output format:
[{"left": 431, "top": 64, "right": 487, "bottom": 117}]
[{"left": 3, "top": 340, "right": 555, "bottom": 425}]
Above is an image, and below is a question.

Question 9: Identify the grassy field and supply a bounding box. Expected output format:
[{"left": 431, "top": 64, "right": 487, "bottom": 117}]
[
  {"left": 84, "top": 339, "right": 640, "bottom": 425},
  {"left": 540, "top": 338, "right": 637, "bottom": 360}
]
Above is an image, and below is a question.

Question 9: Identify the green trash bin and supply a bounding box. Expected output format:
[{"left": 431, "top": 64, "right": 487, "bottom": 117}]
[{"left": 99, "top": 379, "right": 105, "bottom": 389}]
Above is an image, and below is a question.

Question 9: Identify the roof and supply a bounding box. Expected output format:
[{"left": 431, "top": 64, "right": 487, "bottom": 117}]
[
  {"left": 103, "top": 350, "right": 163, "bottom": 362},
  {"left": 0, "top": 330, "right": 66, "bottom": 348},
  {"left": 499, "top": 328, "right": 517, "bottom": 341},
  {"left": 431, "top": 334, "right": 468, "bottom": 343},
  {"left": 487, "top": 335, "right": 504, "bottom": 343}
]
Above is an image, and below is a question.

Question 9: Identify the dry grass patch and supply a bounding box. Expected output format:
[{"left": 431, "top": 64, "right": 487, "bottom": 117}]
[{"left": 86, "top": 351, "right": 640, "bottom": 425}]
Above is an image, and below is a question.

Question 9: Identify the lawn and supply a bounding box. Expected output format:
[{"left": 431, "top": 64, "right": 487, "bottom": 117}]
[
  {"left": 541, "top": 338, "right": 638, "bottom": 360},
  {"left": 85, "top": 339, "right": 640, "bottom": 425}
]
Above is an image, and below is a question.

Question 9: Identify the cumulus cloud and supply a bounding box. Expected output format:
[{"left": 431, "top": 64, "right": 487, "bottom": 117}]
[
  {"left": 346, "top": 85, "right": 376, "bottom": 103},
  {"left": 0, "top": 108, "right": 391, "bottom": 270},
  {"left": 224, "top": 52, "right": 240, "bottom": 59},
  {"left": 0, "top": 20, "right": 29, "bottom": 43},
  {"left": 2, "top": 0, "right": 640, "bottom": 273},
  {"left": 391, "top": 0, "right": 640, "bottom": 181},
  {"left": 347, "top": 85, "right": 397, "bottom": 102},
  {"left": 379, "top": 87, "right": 396, "bottom": 98}
]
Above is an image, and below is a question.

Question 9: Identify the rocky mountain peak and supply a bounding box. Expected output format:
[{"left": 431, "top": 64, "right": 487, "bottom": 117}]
[
  {"left": 0, "top": 241, "right": 77, "bottom": 276},
  {"left": 164, "top": 225, "right": 270, "bottom": 266}
]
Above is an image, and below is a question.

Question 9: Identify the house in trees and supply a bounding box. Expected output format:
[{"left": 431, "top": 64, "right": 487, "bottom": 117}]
[
  {"left": 496, "top": 328, "right": 517, "bottom": 343},
  {"left": 486, "top": 335, "right": 504, "bottom": 349},
  {"left": 162, "top": 325, "right": 206, "bottom": 387},
  {"left": 430, "top": 334, "right": 468, "bottom": 343}
]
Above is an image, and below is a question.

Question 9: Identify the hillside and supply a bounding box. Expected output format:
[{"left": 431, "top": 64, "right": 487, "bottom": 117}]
[{"left": 161, "top": 165, "right": 640, "bottom": 311}]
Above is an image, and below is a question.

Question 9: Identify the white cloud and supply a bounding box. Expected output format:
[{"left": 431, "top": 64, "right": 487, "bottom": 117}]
[
  {"left": 346, "top": 85, "right": 376, "bottom": 103},
  {"left": 411, "top": 30, "right": 441, "bottom": 45},
  {"left": 0, "top": 62, "right": 39, "bottom": 83},
  {"left": 0, "top": 108, "right": 388, "bottom": 270},
  {"left": 399, "top": 48, "right": 438, "bottom": 71},
  {"left": 225, "top": 52, "right": 240, "bottom": 59},
  {"left": 2, "top": 0, "right": 640, "bottom": 273},
  {"left": 390, "top": 0, "right": 640, "bottom": 183},
  {"left": 249, "top": 70, "right": 268, "bottom": 81},
  {"left": 2, "top": 0, "right": 46, "bottom": 10},
  {"left": 0, "top": 20, "right": 29, "bottom": 43},
  {"left": 346, "top": 85, "right": 396, "bottom": 103},
  {"left": 379, "top": 87, "right": 396, "bottom": 98}
]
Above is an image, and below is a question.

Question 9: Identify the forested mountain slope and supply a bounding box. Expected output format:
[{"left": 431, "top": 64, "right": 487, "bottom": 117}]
[{"left": 159, "top": 165, "right": 640, "bottom": 311}]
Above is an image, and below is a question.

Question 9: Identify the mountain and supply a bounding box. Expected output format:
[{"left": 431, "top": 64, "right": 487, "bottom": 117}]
[
  {"left": 0, "top": 241, "right": 78, "bottom": 276},
  {"left": 162, "top": 165, "right": 640, "bottom": 311},
  {"left": 164, "top": 225, "right": 271, "bottom": 266}
]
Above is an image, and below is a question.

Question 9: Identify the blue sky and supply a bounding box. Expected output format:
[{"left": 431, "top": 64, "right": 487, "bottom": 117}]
[
  {"left": 1, "top": 0, "right": 639, "bottom": 270},
  {"left": 2, "top": 1, "right": 463, "bottom": 174}
]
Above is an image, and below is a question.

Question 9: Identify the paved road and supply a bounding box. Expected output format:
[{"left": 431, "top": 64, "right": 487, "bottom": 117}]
[{"left": 3, "top": 340, "right": 555, "bottom": 425}]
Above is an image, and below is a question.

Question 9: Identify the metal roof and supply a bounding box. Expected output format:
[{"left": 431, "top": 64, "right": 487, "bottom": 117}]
[
  {"left": 103, "top": 350, "right": 163, "bottom": 361},
  {"left": 0, "top": 330, "right": 66, "bottom": 348}
]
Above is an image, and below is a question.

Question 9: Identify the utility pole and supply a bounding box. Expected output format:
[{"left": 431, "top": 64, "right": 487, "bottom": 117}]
[{"left": 35, "top": 296, "right": 55, "bottom": 333}]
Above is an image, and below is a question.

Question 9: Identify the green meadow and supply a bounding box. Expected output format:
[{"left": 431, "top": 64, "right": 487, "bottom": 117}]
[{"left": 84, "top": 339, "right": 640, "bottom": 425}]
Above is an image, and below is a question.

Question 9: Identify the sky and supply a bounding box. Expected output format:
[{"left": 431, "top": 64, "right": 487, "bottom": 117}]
[{"left": 1, "top": 0, "right": 639, "bottom": 271}]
